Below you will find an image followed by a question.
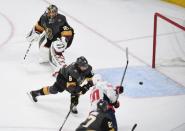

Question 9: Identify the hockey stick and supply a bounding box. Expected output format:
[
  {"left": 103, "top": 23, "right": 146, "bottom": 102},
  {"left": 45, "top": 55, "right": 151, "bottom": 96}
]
[
  {"left": 59, "top": 106, "right": 73, "bottom": 131},
  {"left": 23, "top": 41, "right": 33, "bottom": 60},
  {"left": 131, "top": 123, "right": 137, "bottom": 131},
  {"left": 120, "top": 47, "right": 129, "bottom": 86}
]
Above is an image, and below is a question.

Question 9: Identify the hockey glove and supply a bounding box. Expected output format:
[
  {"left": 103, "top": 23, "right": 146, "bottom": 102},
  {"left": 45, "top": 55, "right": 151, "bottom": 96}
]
[
  {"left": 87, "top": 80, "right": 94, "bottom": 87},
  {"left": 113, "top": 101, "right": 120, "bottom": 108},
  {"left": 115, "top": 86, "right": 124, "bottom": 94},
  {"left": 26, "top": 27, "right": 40, "bottom": 42},
  {"left": 79, "top": 80, "right": 93, "bottom": 94},
  {"left": 80, "top": 85, "right": 89, "bottom": 94}
]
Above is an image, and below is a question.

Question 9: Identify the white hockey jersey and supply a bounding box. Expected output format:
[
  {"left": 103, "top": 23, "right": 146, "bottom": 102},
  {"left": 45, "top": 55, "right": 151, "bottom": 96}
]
[{"left": 90, "top": 81, "right": 119, "bottom": 112}]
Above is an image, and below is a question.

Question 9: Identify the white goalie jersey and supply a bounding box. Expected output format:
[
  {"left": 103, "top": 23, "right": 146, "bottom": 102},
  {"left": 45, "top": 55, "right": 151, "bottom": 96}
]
[{"left": 90, "top": 77, "right": 119, "bottom": 112}]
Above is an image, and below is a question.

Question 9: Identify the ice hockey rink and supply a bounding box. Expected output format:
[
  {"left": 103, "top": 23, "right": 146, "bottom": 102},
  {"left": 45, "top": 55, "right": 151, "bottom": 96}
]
[{"left": 0, "top": 0, "right": 185, "bottom": 131}]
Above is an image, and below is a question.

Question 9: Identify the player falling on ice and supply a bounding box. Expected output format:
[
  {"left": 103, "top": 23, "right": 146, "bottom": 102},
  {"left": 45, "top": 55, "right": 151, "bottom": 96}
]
[{"left": 26, "top": 4, "right": 74, "bottom": 76}]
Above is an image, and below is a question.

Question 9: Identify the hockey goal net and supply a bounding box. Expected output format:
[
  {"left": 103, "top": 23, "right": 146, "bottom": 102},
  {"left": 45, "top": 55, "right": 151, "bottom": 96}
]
[{"left": 152, "top": 12, "right": 185, "bottom": 86}]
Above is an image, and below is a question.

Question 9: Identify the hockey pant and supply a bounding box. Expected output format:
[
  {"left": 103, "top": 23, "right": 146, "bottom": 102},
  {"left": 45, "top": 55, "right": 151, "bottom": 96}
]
[{"left": 106, "top": 110, "right": 118, "bottom": 131}]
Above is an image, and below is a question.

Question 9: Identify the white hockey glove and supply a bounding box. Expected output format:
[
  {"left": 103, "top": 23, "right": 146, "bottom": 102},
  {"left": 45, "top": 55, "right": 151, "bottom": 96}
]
[
  {"left": 52, "top": 37, "right": 67, "bottom": 53},
  {"left": 26, "top": 27, "right": 40, "bottom": 42}
]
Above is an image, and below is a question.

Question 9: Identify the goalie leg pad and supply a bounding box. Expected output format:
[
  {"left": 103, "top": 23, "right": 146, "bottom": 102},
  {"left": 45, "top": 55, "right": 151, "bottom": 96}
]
[
  {"left": 39, "top": 46, "right": 49, "bottom": 63},
  {"left": 49, "top": 42, "right": 66, "bottom": 74}
]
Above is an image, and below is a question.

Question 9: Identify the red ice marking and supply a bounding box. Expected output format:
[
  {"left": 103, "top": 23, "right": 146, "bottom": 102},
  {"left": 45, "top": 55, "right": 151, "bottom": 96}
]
[{"left": 0, "top": 12, "right": 14, "bottom": 48}]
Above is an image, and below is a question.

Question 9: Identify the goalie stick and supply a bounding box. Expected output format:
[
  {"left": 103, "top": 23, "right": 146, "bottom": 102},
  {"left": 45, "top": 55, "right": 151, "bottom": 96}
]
[
  {"left": 120, "top": 47, "right": 129, "bottom": 86},
  {"left": 23, "top": 41, "right": 33, "bottom": 60}
]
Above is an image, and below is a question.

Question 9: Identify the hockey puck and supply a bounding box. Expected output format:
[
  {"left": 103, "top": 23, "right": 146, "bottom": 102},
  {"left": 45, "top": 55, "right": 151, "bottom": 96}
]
[{"left": 139, "top": 81, "right": 143, "bottom": 85}]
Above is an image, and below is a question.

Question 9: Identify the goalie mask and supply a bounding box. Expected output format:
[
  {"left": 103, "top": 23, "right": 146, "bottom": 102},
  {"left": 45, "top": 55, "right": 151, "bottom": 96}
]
[{"left": 46, "top": 5, "right": 58, "bottom": 23}]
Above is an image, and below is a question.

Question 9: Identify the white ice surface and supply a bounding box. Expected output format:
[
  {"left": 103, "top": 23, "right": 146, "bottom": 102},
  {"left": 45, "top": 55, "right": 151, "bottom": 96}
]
[{"left": 0, "top": 0, "right": 185, "bottom": 131}]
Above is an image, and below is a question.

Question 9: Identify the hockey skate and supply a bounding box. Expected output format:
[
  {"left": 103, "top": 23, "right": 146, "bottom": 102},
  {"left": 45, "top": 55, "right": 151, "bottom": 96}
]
[{"left": 27, "top": 91, "right": 38, "bottom": 102}]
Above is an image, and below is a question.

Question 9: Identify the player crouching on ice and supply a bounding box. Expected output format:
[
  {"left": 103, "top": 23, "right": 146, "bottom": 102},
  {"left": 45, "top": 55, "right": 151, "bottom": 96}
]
[
  {"left": 76, "top": 74, "right": 123, "bottom": 131},
  {"left": 26, "top": 5, "right": 74, "bottom": 77},
  {"left": 28, "top": 56, "right": 94, "bottom": 114}
]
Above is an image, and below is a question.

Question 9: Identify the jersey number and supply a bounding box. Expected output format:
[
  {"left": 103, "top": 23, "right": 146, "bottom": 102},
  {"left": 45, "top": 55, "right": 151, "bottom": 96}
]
[
  {"left": 82, "top": 115, "right": 96, "bottom": 128},
  {"left": 108, "top": 121, "right": 113, "bottom": 128}
]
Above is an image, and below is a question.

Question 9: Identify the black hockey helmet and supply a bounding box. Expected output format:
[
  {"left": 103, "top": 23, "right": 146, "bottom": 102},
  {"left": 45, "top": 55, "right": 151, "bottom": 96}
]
[
  {"left": 46, "top": 5, "right": 58, "bottom": 22},
  {"left": 76, "top": 56, "right": 88, "bottom": 71},
  {"left": 97, "top": 99, "right": 108, "bottom": 112}
]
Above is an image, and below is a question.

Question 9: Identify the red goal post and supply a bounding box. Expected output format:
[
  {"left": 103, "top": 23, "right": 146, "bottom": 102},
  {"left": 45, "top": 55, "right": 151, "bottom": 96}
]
[{"left": 152, "top": 12, "right": 185, "bottom": 68}]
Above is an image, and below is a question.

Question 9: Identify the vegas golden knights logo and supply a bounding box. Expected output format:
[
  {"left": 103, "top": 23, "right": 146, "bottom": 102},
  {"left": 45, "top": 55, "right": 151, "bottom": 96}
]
[{"left": 45, "top": 28, "right": 53, "bottom": 39}]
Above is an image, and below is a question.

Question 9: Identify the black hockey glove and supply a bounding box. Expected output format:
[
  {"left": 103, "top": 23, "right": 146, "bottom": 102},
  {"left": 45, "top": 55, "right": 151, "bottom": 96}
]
[
  {"left": 87, "top": 80, "right": 94, "bottom": 87},
  {"left": 80, "top": 85, "right": 89, "bottom": 94},
  {"left": 115, "top": 86, "right": 124, "bottom": 94},
  {"left": 80, "top": 81, "right": 93, "bottom": 94},
  {"left": 112, "top": 101, "right": 120, "bottom": 108}
]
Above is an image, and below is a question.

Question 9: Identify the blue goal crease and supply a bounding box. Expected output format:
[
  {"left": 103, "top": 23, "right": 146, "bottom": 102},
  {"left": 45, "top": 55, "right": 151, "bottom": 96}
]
[{"left": 95, "top": 66, "right": 185, "bottom": 98}]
